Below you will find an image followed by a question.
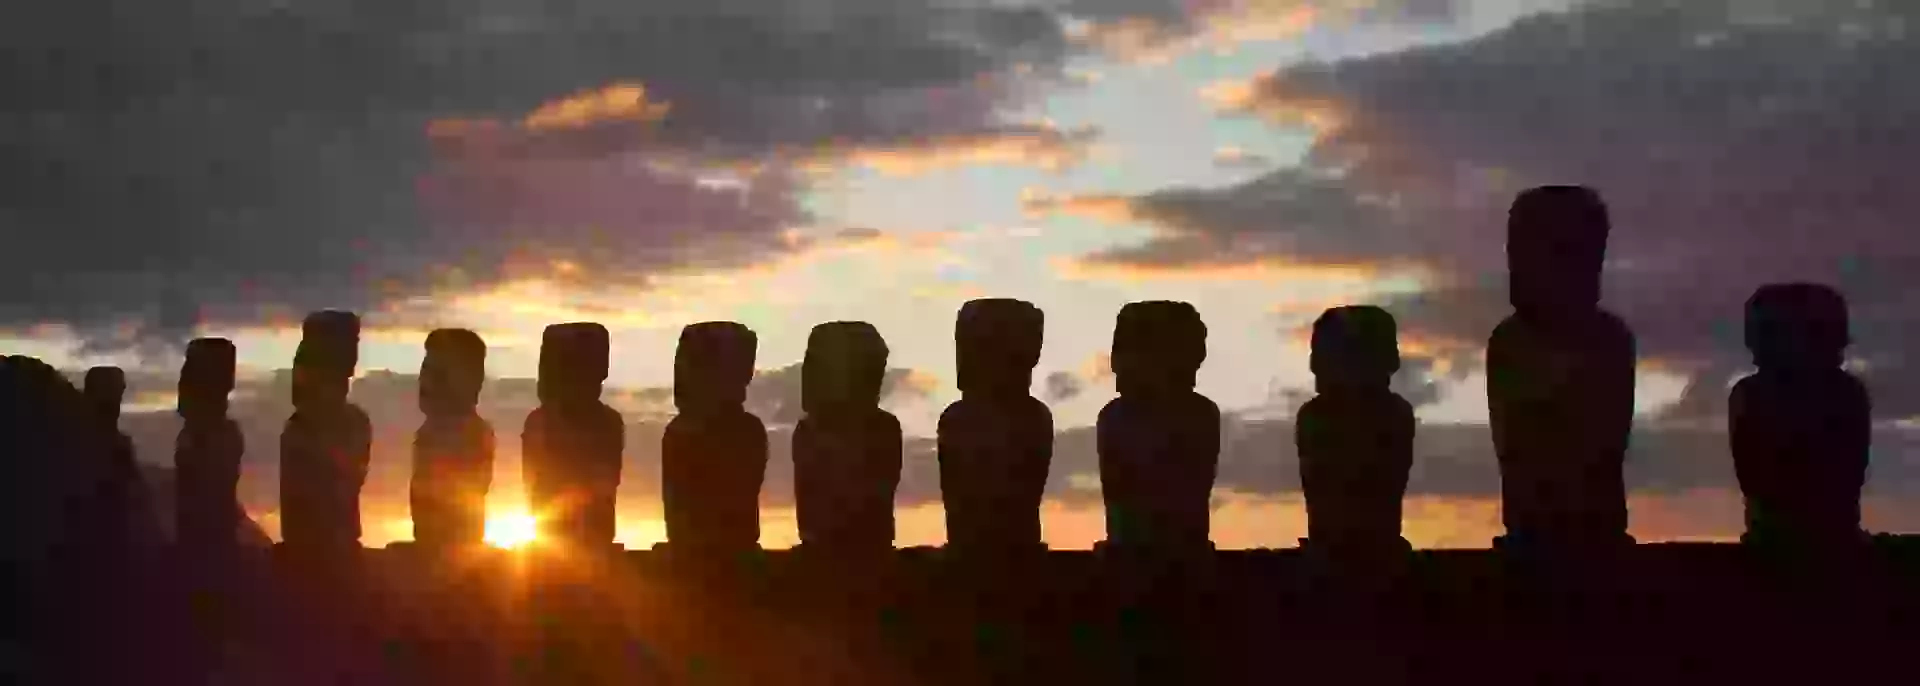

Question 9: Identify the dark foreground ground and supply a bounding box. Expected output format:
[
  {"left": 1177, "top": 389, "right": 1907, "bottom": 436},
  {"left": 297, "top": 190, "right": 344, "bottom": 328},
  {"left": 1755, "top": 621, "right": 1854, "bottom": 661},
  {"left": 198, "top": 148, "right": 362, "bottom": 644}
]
[{"left": 70, "top": 537, "right": 1920, "bottom": 685}]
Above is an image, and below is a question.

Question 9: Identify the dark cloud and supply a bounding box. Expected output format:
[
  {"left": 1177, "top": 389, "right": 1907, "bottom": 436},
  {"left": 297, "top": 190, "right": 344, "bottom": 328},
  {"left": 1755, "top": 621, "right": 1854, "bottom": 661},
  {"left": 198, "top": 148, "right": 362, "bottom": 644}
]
[
  {"left": 0, "top": 0, "right": 1077, "bottom": 351},
  {"left": 1057, "top": 0, "right": 1920, "bottom": 418},
  {"left": 1043, "top": 370, "right": 1085, "bottom": 403}
]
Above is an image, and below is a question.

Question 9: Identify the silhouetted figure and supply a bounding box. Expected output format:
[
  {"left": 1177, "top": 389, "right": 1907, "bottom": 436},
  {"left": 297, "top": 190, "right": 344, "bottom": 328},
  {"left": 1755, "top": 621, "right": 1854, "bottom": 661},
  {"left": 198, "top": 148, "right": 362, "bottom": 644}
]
[
  {"left": 939, "top": 299, "right": 1052, "bottom": 559},
  {"left": 175, "top": 338, "right": 245, "bottom": 560},
  {"left": 792, "top": 321, "right": 903, "bottom": 556},
  {"left": 411, "top": 329, "right": 494, "bottom": 550},
  {"left": 1097, "top": 301, "right": 1220, "bottom": 556},
  {"left": 1297, "top": 307, "right": 1415, "bottom": 567},
  {"left": 280, "top": 310, "right": 372, "bottom": 554},
  {"left": 662, "top": 321, "right": 767, "bottom": 557},
  {"left": 1732, "top": 284, "right": 1872, "bottom": 555},
  {"left": 85, "top": 365, "right": 152, "bottom": 554},
  {"left": 523, "top": 322, "right": 624, "bottom": 549},
  {"left": 1488, "top": 186, "right": 1636, "bottom": 554}
]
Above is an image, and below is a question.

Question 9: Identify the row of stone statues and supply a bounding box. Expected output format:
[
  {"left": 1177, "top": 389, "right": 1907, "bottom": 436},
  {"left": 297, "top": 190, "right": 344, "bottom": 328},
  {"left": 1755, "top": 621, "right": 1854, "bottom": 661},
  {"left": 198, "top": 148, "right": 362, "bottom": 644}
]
[{"left": 22, "top": 185, "right": 1873, "bottom": 569}]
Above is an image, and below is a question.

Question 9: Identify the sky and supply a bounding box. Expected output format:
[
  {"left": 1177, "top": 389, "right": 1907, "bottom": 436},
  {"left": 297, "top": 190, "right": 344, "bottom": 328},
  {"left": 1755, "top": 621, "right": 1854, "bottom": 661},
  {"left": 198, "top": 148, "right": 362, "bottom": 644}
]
[{"left": 5, "top": 0, "right": 1919, "bottom": 549}]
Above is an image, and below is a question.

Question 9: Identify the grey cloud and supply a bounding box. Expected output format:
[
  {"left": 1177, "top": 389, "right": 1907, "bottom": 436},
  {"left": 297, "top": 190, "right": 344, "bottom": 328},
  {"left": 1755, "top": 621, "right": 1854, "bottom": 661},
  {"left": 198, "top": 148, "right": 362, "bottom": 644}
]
[
  {"left": 1068, "top": 0, "right": 1920, "bottom": 418},
  {"left": 1043, "top": 370, "right": 1085, "bottom": 403},
  {"left": 0, "top": 0, "right": 1075, "bottom": 352}
]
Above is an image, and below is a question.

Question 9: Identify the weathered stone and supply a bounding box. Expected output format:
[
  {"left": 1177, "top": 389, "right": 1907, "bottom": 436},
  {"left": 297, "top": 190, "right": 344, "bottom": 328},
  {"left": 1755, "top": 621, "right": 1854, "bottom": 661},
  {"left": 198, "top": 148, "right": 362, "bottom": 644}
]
[
  {"left": 525, "top": 322, "right": 623, "bottom": 549},
  {"left": 1097, "top": 301, "right": 1218, "bottom": 556},
  {"left": 663, "top": 321, "right": 767, "bottom": 556},
  {"left": 280, "top": 311, "right": 371, "bottom": 553},
  {"left": 412, "top": 329, "right": 493, "bottom": 549},
  {"left": 175, "top": 339, "right": 245, "bottom": 559},
  {"left": 1298, "top": 307, "right": 1414, "bottom": 561},
  {"left": 941, "top": 299, "right": 1052, "bottom": 557},
  {"left": 794, "top": 322, "right": 901, "bottom": 554}
]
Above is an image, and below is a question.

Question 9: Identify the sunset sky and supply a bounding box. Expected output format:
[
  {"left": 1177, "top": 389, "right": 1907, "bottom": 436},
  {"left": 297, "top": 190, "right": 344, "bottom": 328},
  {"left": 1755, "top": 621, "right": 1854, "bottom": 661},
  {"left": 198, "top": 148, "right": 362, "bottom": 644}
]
[{"left": 5, "top": 0, "right": 1918, "bottom": 548}]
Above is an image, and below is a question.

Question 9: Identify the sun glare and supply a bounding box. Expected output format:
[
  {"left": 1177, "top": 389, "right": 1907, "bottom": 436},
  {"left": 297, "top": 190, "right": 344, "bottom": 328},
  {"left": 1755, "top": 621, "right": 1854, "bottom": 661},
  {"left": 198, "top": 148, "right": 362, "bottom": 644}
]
[{"left": 484, "top": 511, "right": 539, "bottom": 550}]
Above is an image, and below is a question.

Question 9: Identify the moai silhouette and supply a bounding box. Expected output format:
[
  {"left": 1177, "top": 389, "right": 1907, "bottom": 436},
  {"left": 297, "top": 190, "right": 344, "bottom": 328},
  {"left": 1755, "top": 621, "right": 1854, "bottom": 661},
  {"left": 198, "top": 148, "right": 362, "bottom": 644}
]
[
  {"left": 279, "top": 310, "right": 372, "bottom": 554},
  {"left": 792, "top": 321, "right": 903, "bottom": 556},
  {"left": 662, "top": 321, "right": 768, "bottom": 557},
  {"left": 523, "top": 322, "right": 624, "bottom": 550},
  {"left": 84, "top": 366, "right": 148, "bottom": 551},
  {"left": 938, "top": 299, "right": 1052, "bottom": 559},
  {"left": 1487, "top": 186, "right": 1636, "bottom": 554},
  {"left": 175, "top": 339, "right": 245, "bottom": 559},
  {"left": 1097, "top": 301, "right": 1220, "bottom": 556},
  {"left": 1297, "top": 306, "right": 1415, "bottom": 565},
  {"left": 1731, "top": 283, "right": 1871, "bottom": 554},
  {"left": 411, "top": 329, "right": 494, "bottom": 550}
]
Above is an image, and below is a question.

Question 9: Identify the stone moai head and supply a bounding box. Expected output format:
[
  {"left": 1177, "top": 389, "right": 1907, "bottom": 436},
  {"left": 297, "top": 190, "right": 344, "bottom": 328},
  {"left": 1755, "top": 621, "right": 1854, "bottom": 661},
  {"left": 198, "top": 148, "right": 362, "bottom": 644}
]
[
  {"left": 674, "top": 321, "right": 757, "bottom": 414},
  {"left": 178, "top": 338, "right": 236, "bottom": 421},
  {"left": 955, "top": 299, "right": 1044, "bottom": 399},
  {"left": 420, "top": 328, "right": 486, "bottom": 417},
  {"left": 1110, "top": 301, "right": 1207, "bottom": 398},
  {"left": 802, "top": 321, "right": 889, "bottom": 416},
  {"left": 1746, "top": 283, "right": 1850, "bottom": 372},
  {"left": 537, "top": 322, "right": 610, "bottom": 407},
  {"left": 83, "top": 366, "right": 127, "bottom": 425},
  {"left": 1309, "top": 306, "right": 1401, "bottom": 394},
  {"left": 1507, "top": 185, "right": 1611, "bottom": 316},
  {"left": 291, "top": 310, "right": 360, "bottom": 411}
]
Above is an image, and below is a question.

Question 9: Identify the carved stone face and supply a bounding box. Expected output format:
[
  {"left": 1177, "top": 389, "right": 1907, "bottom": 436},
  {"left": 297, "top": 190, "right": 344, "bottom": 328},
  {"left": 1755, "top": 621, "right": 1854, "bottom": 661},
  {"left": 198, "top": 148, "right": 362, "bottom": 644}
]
[
  {"left": 802, "top": 322, "right": 887, "bottom": 415},
  {"left": 178, "top": 339, "right": 236, "bottom": 420},
  {"left": 674, "top": 322, "right": 756, "bottom": 412},
  {"left": 1506, "top": 187, "right": 1609, "bottom": 315},
  {"left": 1111, "top": 301, "right": 1206, "bottom": 397}
]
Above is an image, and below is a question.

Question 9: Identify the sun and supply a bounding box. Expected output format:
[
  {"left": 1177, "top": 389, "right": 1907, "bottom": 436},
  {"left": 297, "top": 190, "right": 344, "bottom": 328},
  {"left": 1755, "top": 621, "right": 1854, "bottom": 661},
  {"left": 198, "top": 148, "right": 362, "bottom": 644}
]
[{"left": 483, "top": 511, "right": 539, "bottom": 550}]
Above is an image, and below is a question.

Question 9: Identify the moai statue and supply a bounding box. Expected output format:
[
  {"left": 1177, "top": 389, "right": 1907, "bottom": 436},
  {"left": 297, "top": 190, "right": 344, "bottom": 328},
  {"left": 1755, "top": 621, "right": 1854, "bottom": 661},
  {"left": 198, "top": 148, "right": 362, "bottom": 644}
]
[
  {"left": 523, "top": 322, "right": 624, "bottom": 549},
  {"left": 84, "top": 366, "right": 157, "bottom": 554},
  {"left": 662, "top": 322, "right": 767, "bottom": 557},
  {"left": 938, "top": 299, "right": 1052, "bottom": 559},
  {"left": 1297, "top": 307, "right": 1415, "bottom": 568},
  {"left": 792, "top": 321, "right": 903, "bottom": 556},
  {"left": 411, "top": 329, "right": 494, "bottom": 549},
  {"left": 279, "top": 311, "right": 372, "bottom": 554},
  {"left": 1731, "top": 283, "right": 1871, "bottom": 554},
  {"left": 175, "top": 339, "right": 245, "bottom": 558},
  {"left": 1097, "top": 301, "right": 1220, "bottom": 556},
  {"left": 1487, "top": 186, "right": 1636, "bottom": 554}
]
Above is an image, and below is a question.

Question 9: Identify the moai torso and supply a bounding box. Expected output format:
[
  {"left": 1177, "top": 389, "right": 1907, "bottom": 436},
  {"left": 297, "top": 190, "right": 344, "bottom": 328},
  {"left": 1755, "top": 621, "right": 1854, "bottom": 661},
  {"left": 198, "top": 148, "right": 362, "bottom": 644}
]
[
  {"left": 1731, "top": 371, "right": 1870, "bottom": 543},
  {"left": 938, "top": 396, "right": 1053, "bottom": 554},
  {"left": 662, "top": 321, "right": 768, "bottom": 555},
  {"left": 1487, "top": 311, "right": 1635, "bottom": 543},
  {"left": 663, "top": 409, "right": 768, "bottom": 554},
  {"left": 1297, "top": 392, "right": 1414, "bottom": 547},
  {"left": 280, "top": 403, "right": 373, "bottom": 549},
  {"left": 793, "top": 409, "right": 903, "bottom": 552},
  {"left": 1098, "top": 393, "right": 1220, "bottom": 551},
  {"left": 176, "top": 418, "right": 245, "bottom": 550},
  {"left": 792, "top": 321, "right": 902, "bottom": 554},
  {"left": 523, "top": 403, "right": 624, "bottom": 547},
  {"left": 1098, "top": 301, "right": 1219, "bottom": 554},
  {"left": 412, "top": 415, "right": 495, "bottom": 547}
]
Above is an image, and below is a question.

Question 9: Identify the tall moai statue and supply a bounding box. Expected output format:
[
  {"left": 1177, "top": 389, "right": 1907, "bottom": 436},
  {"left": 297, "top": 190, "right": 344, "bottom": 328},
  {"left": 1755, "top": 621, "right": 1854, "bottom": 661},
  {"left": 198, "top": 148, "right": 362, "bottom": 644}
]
[
  {"left": 939, "top": 299, "right": 1052, "bottom": 559},
  {"left": 662, "top": 322, "right": 767, "bottom": 557},
  {"left": 279, "top": 310, "right": 372, "bottom": 553},
  {"left": 792, "top": 321, "right": 903, "bottom": 556},
  {"left": 1731, "top": 283, "right": 1871, "bottom": 554},
  {"left": 1097, "top": 301, "right": 1220, "bottom": 556},
  {"left": 1488, "top": 186, "right": 1636, "bottom": 553},
  {"left": 523, "top": 322, "right": 624, "bottom": 549},
  {"left": 175, "top": 338, "right": 245, "bottom": 558},
  {"left": 411, "top": 329, "right": 494, "bottom": 549},
  {"left": 1297, "top": 307, "right": 1415, "bottom": 566}
]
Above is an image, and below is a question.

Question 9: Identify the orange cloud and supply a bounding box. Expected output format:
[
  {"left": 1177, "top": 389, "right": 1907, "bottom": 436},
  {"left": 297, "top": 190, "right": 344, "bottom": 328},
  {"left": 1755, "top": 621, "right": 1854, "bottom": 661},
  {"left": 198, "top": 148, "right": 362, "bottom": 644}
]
[
  {"left": 1072, "top": 0, "right": 1355, "bottom": 62},
  {"left": 521, "top": 82, "right": 671, "bottom": 132},
  {"left": 1053, "top": 254, "right": 1382, "bottom": 283},
  {"left": 1203, "top": 77, "right": 1350, "bottom": 135},
  {"left": 809, "top": 126, "right": 1100, "bottom": 176},
  {"left": 1020, "top": 189, "right": 1140, "bottom": 223}
]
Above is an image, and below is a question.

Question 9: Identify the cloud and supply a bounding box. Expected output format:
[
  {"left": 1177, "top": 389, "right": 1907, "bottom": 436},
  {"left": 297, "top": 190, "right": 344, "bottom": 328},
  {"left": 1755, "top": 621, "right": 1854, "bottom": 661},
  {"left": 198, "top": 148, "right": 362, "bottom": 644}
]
[
  {"left": 0, "top": 0, "right": 1080, "bottom": 353},
  {"left": 1043, "top": 370, "right": 1086, "bottom": 403},
  {"left": 1064, "top": 0, "right": 1920, "bottom": 418},
  {"left": 1059, "top": 0, "right": 1464, "bottom": 62}
]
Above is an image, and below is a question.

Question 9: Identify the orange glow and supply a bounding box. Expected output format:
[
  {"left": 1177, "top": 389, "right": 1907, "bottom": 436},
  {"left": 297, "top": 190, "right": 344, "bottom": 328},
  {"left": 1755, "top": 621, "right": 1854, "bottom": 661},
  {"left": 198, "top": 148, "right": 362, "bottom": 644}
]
[
  {"left": 1052, "top": 254, "right": 1382, "bottom": 283},
  {"left": 484, "top": 510, "right": 540, "bottom": 550},
  {"left": 811, "top": 127, "right": 1099, "bottom": 176},
  {"left": 521, "top": 82, "right": 671, "bottom": 132}
]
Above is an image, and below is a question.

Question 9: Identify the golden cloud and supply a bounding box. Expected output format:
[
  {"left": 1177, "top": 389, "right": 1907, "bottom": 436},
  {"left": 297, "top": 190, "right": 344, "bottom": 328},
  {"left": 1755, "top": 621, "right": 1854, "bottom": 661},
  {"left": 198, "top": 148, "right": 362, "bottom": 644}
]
[
  {"left": 521, "top": 83, "right": 672, "bottom": 133},
  {"left": 805, "top": 125, "right": 1101, "bottom": 176},
  {"left": 1054, "top": 253, "right": 1382, "bottom": 283}
]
